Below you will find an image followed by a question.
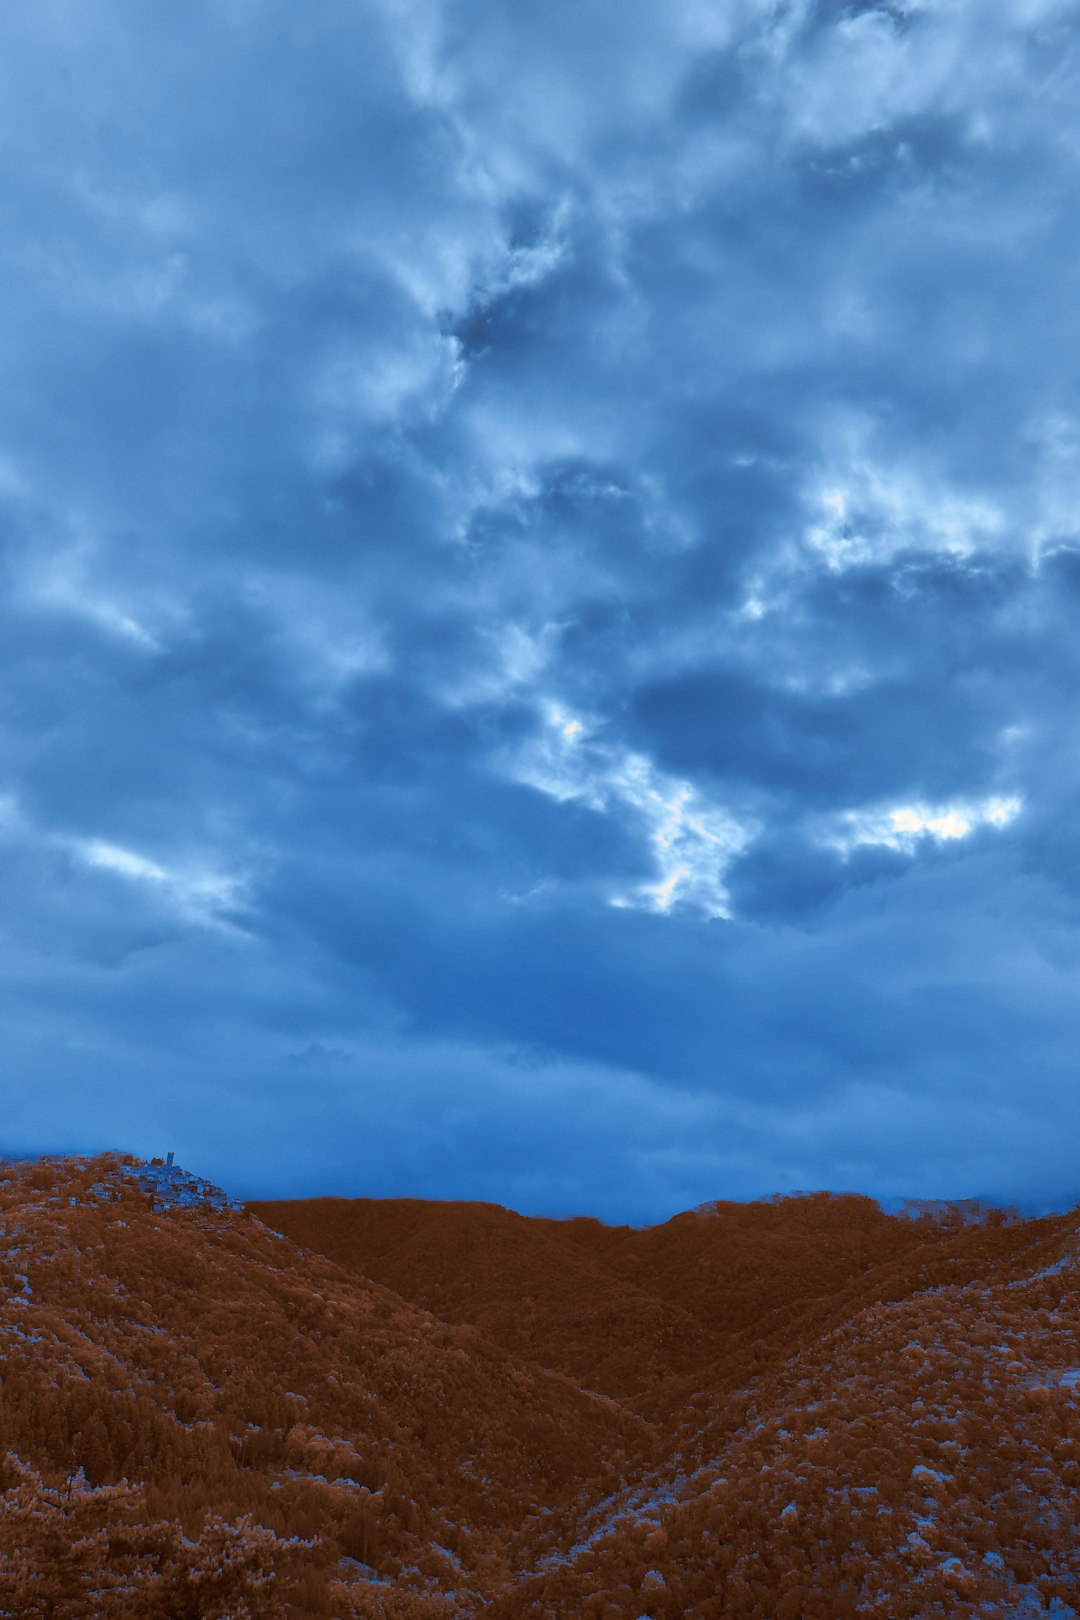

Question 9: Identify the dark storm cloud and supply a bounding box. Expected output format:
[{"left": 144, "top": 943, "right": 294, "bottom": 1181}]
[{"left": 3, "top": 0, "right": 1080, "bottom": 1218}]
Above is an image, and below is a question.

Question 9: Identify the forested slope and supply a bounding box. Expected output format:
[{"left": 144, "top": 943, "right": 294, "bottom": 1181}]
[
  {"left": 248, "top": 1191, "right": 952, "bottom": 1411},
  {"left": 0, "top": 1154, "right": 644, "bottom": 1617},
  {"left": 5, "top": 1155, "right": 1080, "bottom": 1616},
  {"left": 254, "top": 1189, "right": 1080, "bottom": 1616}
]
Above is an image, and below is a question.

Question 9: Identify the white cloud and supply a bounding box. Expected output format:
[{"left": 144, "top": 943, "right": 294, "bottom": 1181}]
[
  {"left": 823, "top": 794, "right": 1022, "bottom": 855},
  {"left": 803, "top": 445, "right": 1006, "bottom": 574},
  {"left": 20, "top": 535, "right": 163, "bottom": 650},
  {"left": 0, "top": 793, "right": 253, "bottom": 938},
  {"left": 74, "top": 838, "right": 251, "bottom": 934},
  {"left": 508, "top": 703, "right": 755, "bottom": 918},
  {"left": 79, "top": 840, "right": 168, "bottom": 883}
]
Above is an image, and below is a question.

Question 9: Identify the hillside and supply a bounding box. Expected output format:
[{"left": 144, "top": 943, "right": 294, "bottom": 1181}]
[
  {"left": 247, "top": 1192, "right": 948, "bottom": 1415},
  {"left": 4, "top": 1156, "right": 1080, "bottom": 1615},
  {"left": 0, "top": 1154, "right": 645, "bottom": 1617}
]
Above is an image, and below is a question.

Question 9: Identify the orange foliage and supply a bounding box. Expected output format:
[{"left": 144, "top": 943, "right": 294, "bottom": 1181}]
[{"left": 4, "top": 1155, "right": 1080, "bottom": 1615}]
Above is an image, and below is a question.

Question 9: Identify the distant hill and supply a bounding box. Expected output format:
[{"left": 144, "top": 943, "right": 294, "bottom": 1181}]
[
  {"left": 247, "top": 1190, "right": 929, "bottom": 1414},
  {"left": 5, "top": 1154, "right": 1080, "bottom": 1615}
]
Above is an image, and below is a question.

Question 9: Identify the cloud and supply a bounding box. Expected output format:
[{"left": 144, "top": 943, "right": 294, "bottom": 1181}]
[
  {"left": 823, "top": 794, "right": 1022, "bottom": 853},
  {"left": 74, "top": 838, "right": 251, "bottom": 934},
  {"left": 504, "top": 702, "right": 754, "bottom": 917},
  {"left": 1, "top": 0, "right": 1080, "bottom": 1216}
]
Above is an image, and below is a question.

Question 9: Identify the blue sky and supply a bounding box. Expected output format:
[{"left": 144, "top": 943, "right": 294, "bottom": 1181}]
[{"left": 4, "top": 0, "right": 1080, "bottom": 1221}]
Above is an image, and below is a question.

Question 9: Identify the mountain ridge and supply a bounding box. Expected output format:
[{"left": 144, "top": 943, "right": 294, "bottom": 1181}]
[{"left": 3, "top": 1154, "right": 1080, "bottom": 1616}]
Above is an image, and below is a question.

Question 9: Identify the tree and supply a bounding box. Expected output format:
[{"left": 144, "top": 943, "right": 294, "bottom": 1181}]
[
  {"left": 154, "top": 1513, "right": 314, "bottom": 1620},
  {"left": 0, "top": 1452, "right": 161, "bottom": 1618},
  {"left": 0, "top": 1453, "right": 313, "bottom": 1620}
]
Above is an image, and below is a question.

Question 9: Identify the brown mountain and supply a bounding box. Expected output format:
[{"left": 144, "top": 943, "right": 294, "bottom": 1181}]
[
  {"left": 5, "top": 1153, "right": 1080, "bottom": 1617},
  {"left": 248, "top": 1190, "right": 951, "bottom": 1414}
]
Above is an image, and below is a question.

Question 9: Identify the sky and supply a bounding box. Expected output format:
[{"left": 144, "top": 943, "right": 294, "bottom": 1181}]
[{"left": 3, "top": 0, "right": 1080, "bottom": 1222}]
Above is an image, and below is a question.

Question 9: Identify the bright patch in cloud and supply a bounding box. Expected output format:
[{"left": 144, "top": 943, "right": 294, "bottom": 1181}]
[
  {"left": 80, "top": 841, "right": 168, "bottom": 883},
  {"left": 803, "top": 439, "right": 1006, "bottom": 573},
  {"left": 554, "top": 711, "right": 583, "bottom": 741},
  {"left": 825, "top": 796, "right": 1022, "bottom": 855},
  {"left": 509, "top": 706, "right": 754, "bottom": 918},
  {"left": 17, "top": 527, "right": 165, "bottom": 651},
  {"left": 75, "top": 839, "right": 249, "bottom": 933}
]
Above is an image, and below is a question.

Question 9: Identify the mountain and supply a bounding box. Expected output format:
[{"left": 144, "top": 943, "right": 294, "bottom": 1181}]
[
  {"left": 4, "top": 1154, "right": 1080, "bottom": 1616},
  {"left": 0, "top": 1153, "right": 643, "bottom": 1617},
  {"left": 247, "top": 1191, "right": 929, "bottom": 1414}
]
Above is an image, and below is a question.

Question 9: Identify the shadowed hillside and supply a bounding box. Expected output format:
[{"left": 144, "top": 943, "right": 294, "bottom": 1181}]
[
  {"left": 6, "top": 1155, "right": 1080, "bottom": 1615},
  {"left": 248, "top": 1191, "right": 948, "bottom": 1412},
  {"left": 0, "top": 1154, "right": 646, "bottom": 1617}
]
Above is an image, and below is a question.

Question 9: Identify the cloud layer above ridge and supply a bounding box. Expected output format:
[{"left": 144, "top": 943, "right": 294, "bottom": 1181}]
[{"left": 4, "top": 0, "right": 1080, "bottom": 1219}]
